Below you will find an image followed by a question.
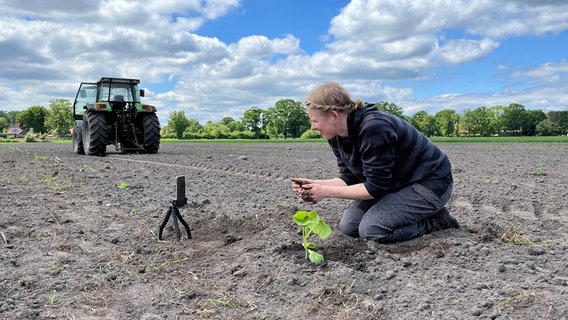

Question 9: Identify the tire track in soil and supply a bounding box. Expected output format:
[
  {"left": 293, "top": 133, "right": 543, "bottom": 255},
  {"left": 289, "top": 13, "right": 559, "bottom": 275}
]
[{"left": 108, "top": 155, "right": 290, "bottom": 182}]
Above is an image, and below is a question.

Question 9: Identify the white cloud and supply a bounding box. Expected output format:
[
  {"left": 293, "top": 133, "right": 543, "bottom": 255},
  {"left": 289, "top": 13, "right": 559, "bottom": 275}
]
[
  {"left": 510, "top": 60, "right": 568, "bottom": 83},
  {"left": 230, "top": 35, "right": 302, "bottom": 59},
  {"left": 200, "top": 0, "right": 241, "bottom": 20},
  {"left": 438, "top": 38, "right": 500, "bottom": 64}
]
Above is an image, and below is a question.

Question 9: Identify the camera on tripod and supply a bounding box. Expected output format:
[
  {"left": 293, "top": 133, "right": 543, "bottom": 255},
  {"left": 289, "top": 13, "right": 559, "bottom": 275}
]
[
  {"left": 174, "top": 176, "right": 187, "bottom": 208},
  {"left": 158, "top": 176, "right": 192, "bottom": 241}
]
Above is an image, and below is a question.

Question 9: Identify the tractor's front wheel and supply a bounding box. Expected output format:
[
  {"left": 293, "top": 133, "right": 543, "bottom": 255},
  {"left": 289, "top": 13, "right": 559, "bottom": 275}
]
[
  {"left": 72, "top": 121, "right": 84, "bottom": 154},
  {"left": 82, "top": 111, "right": 108, "bottom": 156},
  {"left": 142, "top": 113, "right": 160, "bottom": 154}
]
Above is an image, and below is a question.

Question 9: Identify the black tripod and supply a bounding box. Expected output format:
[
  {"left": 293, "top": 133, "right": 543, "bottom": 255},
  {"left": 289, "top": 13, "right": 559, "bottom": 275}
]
[
  {"left": 158, "top": 176, "right": 192, "bottom": 241},
  {"left": 158, "top": 199, "right": 192, "bottom": 241}
]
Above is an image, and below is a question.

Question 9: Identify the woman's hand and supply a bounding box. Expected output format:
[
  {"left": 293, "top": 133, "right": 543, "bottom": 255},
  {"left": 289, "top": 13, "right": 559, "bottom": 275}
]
[
  {"left": 298, "top": 182, "right": 324, "bottom": 204},
  {"left": 292, "top": 178, "right": 374, "bottom": 203},
  {"left": 290, "top": 178, "right": 317, "bottom": 204}
]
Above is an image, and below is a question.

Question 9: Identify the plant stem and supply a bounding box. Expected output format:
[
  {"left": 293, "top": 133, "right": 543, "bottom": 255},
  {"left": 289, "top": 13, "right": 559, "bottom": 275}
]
[
  {"left": 302, "top": 227, "right": 308, "bottom": 259},
  {"left": 302, "top": 227, "right": 313, "bottom": 259}
]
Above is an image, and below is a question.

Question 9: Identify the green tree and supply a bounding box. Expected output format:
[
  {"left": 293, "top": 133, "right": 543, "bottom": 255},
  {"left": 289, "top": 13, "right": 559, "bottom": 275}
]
[
  {"left": 0, "top": 117, "right": 7, "bottom": 132},
  {"left": 241, "top": 106, "right": 266, "bottom": 138},
  {"left": 5, "top": 111, "right": 20, "bottom": 126},
  {"left": 435, "top": 109, "right": 459, "bottom": 137},
  {"left": 265, "top": 99, "right": 309, "bottom": 138},
  {"left": 220, "top": 117, "right": 244, "bottom": 132},
  {"left": 536, "top": 119, "right": 563, "bottom": 136},
  {"left": 202, "top": 121, "right": 229, "bottom": 139},
  {"left": 182, "top": 118, "right": 203, "bottom": 138},
  {"left": 0, "top": 110, "right": 6, "bottom": 132},
  {"left": 264, "top": 121, "right": 279, "bottom": 139},
  {"left": 45, "top": 98, "right": 73, "bottom": 137},
  {"left": 502, "top": 103, "right": 528, "bottom": 134},
  {"left": 17, "top": 105, "right": 48, "bottom": 133},
  {"left": 547, "top": 111, "right": 568, "bottom": 134},
  {"left": 421, "top": 114, "right": 438, "bottom": 137},
  {"left": 181, "top": 118, "right": 203, "bottom": 139},
  {"left": 525, "top": 109, "right": 546, "bottom": 136},
  {"left": 167, "top": 110, "right": 190, "bottom": 139},
  {"left": 488, "top": 105, "right": 506, "bottom": 134},
  {"left": 159, "top": 126, "right": 176, "bottom": 139},
  {"left": 409, "top": 111, "right": 440, "bottom": 136},
  {"left": 409, "top": 111, "right": 428, "bottom": 132},
  {"left": 376, "top": 101, "right": 404, "bottom": 117},
  {"left": 460, "top": 108, "right": 474, "bottom": 136},
  {"left": 461, "top": 107, "right": 494, "bottom": 136}
]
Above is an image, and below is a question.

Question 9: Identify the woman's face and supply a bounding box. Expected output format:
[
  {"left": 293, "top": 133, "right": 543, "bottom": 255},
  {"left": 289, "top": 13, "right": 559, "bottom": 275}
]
[{"left": 308, "top": 108, "right": 337, "bottom": 140}]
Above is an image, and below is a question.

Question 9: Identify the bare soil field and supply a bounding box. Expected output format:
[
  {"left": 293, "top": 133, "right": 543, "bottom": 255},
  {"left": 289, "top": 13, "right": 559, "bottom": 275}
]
[{"left": 1, "top": 141, "right": 567, "bottom": 320}]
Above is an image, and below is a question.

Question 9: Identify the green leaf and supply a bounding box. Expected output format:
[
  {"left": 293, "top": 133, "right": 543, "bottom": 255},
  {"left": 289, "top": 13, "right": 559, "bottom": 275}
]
[
  {"left": 311, "top": 219, "right": 332, "bottom": 239},
  {"left": 307, "top": 249, "right": 324, "bottom": 264},
  {"left": 293, "top": 210, "right": 317, "bottom": 227},
  {"left": 306, "top": 242, "right": 316, "bottom": 249},
  {"left": 118, "top": 181, "right": 129, "bottom": 189}
]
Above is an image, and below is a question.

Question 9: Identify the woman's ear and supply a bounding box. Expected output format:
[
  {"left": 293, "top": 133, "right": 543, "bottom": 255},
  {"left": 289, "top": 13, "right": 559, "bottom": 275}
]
[{"left": 330, "top": 110, "right": 340, "bottom": 122}]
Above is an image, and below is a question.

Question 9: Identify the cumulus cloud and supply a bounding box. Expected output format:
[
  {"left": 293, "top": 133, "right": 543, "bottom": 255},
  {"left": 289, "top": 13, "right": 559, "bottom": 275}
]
[
  {"left": 325, "top": 0, "right": 568, "bottom": 69},
  {"left": 438, "top": 38, "right": 500, "bottom": 64},
  {"left": 230, "top": 35, "right": 302, "bottom": 59}
]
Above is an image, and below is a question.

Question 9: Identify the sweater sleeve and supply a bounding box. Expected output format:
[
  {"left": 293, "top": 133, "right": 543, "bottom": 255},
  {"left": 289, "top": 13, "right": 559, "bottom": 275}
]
[{"left": 359, "top": 118, "right": 397, "bottom": 199}]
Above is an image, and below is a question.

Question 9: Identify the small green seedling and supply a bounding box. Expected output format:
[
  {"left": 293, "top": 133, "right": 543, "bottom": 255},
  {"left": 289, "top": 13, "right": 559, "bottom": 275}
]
[
  {"left": 293, "top": 210, "right": 332, "bottom": 264},
  {"left": 48, "top": 290, "right": 57, "bottom": 305},
  {"left": 118, "top": 181, "right": 129, "bottom": 189}
]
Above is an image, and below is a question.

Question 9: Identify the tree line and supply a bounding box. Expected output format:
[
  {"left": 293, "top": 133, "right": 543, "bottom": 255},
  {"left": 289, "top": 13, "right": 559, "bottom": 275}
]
[
  {"left": 0, "top": 99, "right": 72, "bottom": 137},
  {"left": 163, "top": 100, "right": 568, "bottom": 139},
  {"left": 2, "top": 99, "right": 567, "bottom": 139}
]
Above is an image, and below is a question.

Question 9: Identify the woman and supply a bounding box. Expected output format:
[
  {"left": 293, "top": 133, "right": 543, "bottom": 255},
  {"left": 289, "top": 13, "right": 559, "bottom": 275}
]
[{"left": 291, "top": 82, "right": 459, "bottom": 243}]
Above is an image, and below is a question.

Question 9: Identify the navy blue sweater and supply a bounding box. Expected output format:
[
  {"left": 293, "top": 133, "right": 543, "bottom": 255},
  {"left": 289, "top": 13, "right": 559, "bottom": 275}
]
[{"left": 328, "top": 104, "right": 451, "bottom": 200}]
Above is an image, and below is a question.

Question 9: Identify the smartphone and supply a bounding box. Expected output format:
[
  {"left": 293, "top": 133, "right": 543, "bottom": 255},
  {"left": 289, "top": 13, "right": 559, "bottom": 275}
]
[
  {"left": 291, "top": 178, "right": 311, "bottom": 190},
  {"left": 290, "top": 178, "right": 304, "bottom": 186}
]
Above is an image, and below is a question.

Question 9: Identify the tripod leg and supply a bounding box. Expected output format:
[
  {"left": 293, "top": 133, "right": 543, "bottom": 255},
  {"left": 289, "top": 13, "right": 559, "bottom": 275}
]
[
  {"left": 174, "top": 209, "right": 192, "bottom": 239},
  {"left": 158, "top": 207, "right": 172, "bottom": 240},
  {"left": 172, "top": 208, "right": 181, "bottom": 241}
]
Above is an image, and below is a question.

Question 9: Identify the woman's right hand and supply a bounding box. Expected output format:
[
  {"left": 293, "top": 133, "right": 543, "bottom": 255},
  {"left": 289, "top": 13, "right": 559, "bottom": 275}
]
[
  {"left": 290, "top": 178, "right": 315, "bottom": 203},
  {"left": 290, "top": 178, "right": 307, "bottom": 193}
]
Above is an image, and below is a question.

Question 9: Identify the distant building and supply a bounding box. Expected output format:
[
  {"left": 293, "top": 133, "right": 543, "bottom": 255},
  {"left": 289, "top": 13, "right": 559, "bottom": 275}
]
[{"left": 5, "top": 124, "right": 27, "bottom": 138}]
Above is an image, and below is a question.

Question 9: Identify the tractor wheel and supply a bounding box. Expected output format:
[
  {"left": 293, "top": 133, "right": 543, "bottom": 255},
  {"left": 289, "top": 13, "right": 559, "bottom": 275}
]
[
  {"left": 82, "top": 111, "right": 108, "bottom": 156},
  {"left": 72, "top": 121, "right": 84, "bottom": 154},
  {"left": 142, "top": 113, "right": 160, "bottom": 154}
]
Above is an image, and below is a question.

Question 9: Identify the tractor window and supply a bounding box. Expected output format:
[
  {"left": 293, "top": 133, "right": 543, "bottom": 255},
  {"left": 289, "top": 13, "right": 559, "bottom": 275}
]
[
  {"left": 99, "top": 83, "right": 137, "bottom": 102},
  {"left": 133, "top": 85, "right": 142, "bottom": 102},
  {"left": 74, "top": 83, "right": 97, "bottom": 116}
]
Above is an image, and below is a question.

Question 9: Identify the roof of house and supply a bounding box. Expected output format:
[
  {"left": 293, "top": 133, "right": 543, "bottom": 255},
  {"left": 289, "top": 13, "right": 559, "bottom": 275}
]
[{"left": 6, "top": 127, "right": 22, "bottom": 134}]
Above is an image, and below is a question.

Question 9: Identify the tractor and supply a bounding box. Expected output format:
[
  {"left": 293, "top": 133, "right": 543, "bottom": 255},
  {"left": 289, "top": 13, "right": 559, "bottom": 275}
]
[{"left": 72, "top": 77, "right": 160, "bottom": 156}]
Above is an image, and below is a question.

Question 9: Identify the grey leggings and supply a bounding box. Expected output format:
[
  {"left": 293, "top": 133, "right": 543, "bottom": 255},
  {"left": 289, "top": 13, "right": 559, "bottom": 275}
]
[{"left": 339, "top": 182, "right": 453, "bottom": 243}]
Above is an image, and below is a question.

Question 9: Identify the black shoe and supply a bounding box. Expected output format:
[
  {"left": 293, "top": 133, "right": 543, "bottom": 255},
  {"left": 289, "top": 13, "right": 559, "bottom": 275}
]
[{"left": 430, "top": 207, "right": 460, "bottom": 231}]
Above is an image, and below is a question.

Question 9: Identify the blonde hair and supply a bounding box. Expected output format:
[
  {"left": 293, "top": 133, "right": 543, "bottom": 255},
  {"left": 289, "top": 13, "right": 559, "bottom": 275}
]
[{"left": 305, "top": 82, "right": 364, "bottom": 113}]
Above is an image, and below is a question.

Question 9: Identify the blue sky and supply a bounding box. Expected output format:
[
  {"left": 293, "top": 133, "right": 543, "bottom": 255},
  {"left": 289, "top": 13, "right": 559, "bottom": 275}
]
[
  {"left": 198, "top": 0, "right": 348, "bottom": 54},
  {"left": 1, "top": 0, "right": 567, "bottom": 125}
]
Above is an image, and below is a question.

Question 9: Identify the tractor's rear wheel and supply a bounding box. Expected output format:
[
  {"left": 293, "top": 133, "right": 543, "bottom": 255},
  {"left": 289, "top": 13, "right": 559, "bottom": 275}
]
[
  {"left": 142, "top": 113, "right": 160, "bottom": 154},
  {"left": 82, "top": 111, "right": 108, "bottom": 156},
  {"left": 72, "top": 121, "right": 84, "bottom": 154}
]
